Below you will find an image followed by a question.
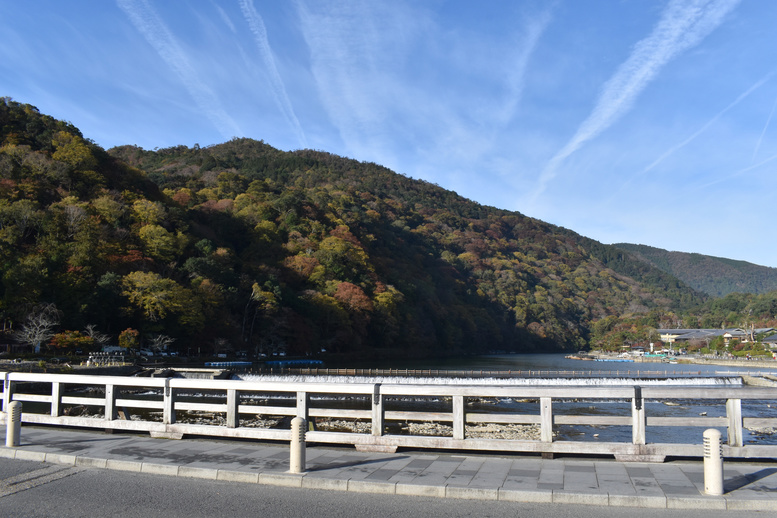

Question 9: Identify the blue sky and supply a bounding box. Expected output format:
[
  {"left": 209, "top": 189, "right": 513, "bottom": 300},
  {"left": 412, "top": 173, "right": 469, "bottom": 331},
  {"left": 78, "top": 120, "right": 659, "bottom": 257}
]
[{"left": 2, "top": 0, "right": 776, "bottom": 267}]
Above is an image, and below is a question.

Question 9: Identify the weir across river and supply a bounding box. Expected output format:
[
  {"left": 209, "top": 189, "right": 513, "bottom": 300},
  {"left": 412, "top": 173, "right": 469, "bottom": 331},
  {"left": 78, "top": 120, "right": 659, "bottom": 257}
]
[{"left": 2, "top": 370, "right": 777, "bottom": 462}]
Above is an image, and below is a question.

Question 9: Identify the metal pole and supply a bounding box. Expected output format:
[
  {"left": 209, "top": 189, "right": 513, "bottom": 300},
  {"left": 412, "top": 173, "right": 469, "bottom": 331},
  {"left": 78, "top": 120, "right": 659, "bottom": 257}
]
[
  {"left": 289, "top": 416, "right": 306, "bottom": 473},
  {"left": 703, "top": 428, "right": 723, "bottom": 496},
  {"left": 6, "top": 401, "right": 22, "bottom": 447}
]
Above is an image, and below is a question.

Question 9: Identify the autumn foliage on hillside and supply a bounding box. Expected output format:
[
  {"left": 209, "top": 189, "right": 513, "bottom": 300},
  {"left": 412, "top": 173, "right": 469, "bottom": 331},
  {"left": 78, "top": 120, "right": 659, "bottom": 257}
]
[{"left": 0, "top": 98, "right": 708, "bottom": 358}]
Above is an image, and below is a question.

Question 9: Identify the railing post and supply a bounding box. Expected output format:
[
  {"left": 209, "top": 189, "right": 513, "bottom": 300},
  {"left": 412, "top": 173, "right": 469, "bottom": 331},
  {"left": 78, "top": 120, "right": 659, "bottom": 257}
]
[
  {"left": 726, "top": 398, "right": 743, "bottom": 447},
  {"left": 104, "top": 384, "right": 117, "bottom": 420},
  {"left": 371, "top": 383, "right": 384, "bottom": 436},
  {"left": 452, "top": 395, "right": 465, "bottom": 440},
  {"left": 2, "top": 373, "right": 11, "bottom": 413},
  {"left": 540, "top": 397, "right": 553, "bottom": 442},
  {"left": 51, "top": 381, "right": 62, "bottom": 417},
  {"left": 632, "top": 386, "right": 646, "bottom": 445},
  {"left": 296, "top": 391, "right": 308, "bottom": 419},
  {"left": 227, "top": 388, "right": 238, "bottom": 428},
  {"left": 163, "top": 378, "right": 175, "bottom": 425}
]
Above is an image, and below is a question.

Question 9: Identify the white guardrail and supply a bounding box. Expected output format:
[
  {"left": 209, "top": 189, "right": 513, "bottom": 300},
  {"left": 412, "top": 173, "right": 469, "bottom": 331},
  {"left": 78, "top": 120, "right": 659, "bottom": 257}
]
[{"left": 2, "top": 372, "right": 777, "bottom": 462}]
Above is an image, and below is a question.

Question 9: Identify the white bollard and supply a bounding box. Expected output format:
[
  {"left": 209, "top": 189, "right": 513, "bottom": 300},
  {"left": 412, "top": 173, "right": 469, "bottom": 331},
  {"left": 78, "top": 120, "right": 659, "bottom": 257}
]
[
  {"left": 6, "top": 401, "right": 22, "bottom": 447},
  {"left": 703, "top": 428, "right": 723, "bottom": 496},
  {"left": 289, "top": 416, "right": 306, "bottom": 473}
]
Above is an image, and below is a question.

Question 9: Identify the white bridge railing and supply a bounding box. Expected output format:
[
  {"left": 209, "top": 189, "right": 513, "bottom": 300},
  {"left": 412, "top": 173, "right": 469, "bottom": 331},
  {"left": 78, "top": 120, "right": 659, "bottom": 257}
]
[{"left": 2, "top": 372, "right": 776, "bottom": 462}]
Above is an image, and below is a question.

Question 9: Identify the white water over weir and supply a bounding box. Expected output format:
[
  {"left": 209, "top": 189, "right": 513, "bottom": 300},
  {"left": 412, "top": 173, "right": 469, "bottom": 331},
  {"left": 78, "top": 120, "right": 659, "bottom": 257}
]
[{"left": 240, "top": 373, "right": 743, "bottom": 386}]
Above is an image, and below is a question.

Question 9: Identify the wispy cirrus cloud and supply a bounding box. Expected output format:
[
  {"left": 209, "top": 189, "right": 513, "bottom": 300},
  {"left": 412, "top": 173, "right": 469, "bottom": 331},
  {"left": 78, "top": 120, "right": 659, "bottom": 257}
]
[
  {"left": 497, "top": 9, "right": 552, "bottom": 127},
  {"left": 528, "top": 0, "right": 741, "bottom": 205},
  {"left": 294, "top": 1, "right": 404, "bottom": 154},
  {"left": 213, "top": 2, "right": 237, "bottom": 34},
  {"left": 116, "top": 0, "right": 241, "bottom": 139},
  {"left": 295, "top": 0, "right": 551, "bottom": 174},
  {"left": 607, "top": 72, "right": 772, "bottom": 201},
  {"left": 752, "top": 90, "right": 777, "bottom": 163},
  {"left": 239, "top": 0, "right": 307, "bottom": 148}
]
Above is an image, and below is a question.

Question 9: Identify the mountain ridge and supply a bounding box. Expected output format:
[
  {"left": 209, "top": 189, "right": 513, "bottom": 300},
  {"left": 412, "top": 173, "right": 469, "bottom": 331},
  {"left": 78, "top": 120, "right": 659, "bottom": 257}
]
[
  {"left": 1, "top": 97, "right": 708, "bottom": 358},
  {"left": 614, "top": 243, "right": 777, "bottom": 297}
]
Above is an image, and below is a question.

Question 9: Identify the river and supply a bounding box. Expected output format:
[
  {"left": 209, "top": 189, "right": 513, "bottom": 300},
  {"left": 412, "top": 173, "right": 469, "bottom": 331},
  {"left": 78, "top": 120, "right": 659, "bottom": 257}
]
[{"left": 240, "top": 353, "right": 777, "bottom": 446}]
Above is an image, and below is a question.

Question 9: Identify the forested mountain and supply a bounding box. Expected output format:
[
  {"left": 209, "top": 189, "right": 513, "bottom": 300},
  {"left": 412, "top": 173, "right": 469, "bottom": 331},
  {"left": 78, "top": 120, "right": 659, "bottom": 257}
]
[
  {"left": 0, "top": 98, "right": 707, "bottom": 359},
  {"left": 614, "top": 243, "right": 777, "bottom": 297}
]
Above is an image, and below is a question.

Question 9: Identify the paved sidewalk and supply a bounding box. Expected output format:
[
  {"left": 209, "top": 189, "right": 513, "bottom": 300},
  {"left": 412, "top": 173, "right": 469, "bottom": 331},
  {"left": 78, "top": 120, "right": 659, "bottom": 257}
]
[{"left": 1, "top": 425, "right": 776, "bottom": 511}]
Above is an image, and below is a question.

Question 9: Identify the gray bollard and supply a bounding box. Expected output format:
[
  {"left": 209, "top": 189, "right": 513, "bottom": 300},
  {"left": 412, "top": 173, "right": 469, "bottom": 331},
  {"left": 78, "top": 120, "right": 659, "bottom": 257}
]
[
  {"left": 703, "top": 428, "right": 723, "bottom": 496},
  {"left": 6, "top": 401, "right": 22, "bottom": 447},
  {"left": 289, "top": 416, "right": 306, "bottom": 473}
]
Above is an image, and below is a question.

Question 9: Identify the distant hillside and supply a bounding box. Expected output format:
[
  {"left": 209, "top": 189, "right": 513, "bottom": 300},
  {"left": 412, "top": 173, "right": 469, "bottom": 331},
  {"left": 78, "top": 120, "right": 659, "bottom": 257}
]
[
  {"left": 0, "top": 97, "right": 706, "bottom": 359},
  {"left": 614, "top": 243, "right": 777, "bottom": 297}
]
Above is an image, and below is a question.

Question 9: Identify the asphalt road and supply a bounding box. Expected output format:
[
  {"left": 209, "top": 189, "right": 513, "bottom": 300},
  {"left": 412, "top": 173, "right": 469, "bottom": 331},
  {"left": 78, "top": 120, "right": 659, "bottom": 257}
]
[{"left": 1, "top": 458, "right": 775, "bottom": 518}]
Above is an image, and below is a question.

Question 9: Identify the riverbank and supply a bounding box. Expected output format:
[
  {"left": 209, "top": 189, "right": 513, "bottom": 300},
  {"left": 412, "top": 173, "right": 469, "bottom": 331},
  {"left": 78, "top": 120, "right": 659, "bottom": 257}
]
[{"left": 581, "top": 353, "right": 777, "bottom": 370}]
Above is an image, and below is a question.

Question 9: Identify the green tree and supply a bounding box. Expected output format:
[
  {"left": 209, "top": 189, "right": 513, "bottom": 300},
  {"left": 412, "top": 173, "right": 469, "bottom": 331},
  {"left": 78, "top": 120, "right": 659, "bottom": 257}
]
[
  {"left": 122, "top": 271, "right": 184, "bottom": 322},
  {"left": 138, "top": 224, "right": 177, "bottom": 262},
  {"left": 132, "top": 199, "right": 165, "bottom": 226},
  {"left": 118, "top": 328, "right": 140, "bottom": 350}
]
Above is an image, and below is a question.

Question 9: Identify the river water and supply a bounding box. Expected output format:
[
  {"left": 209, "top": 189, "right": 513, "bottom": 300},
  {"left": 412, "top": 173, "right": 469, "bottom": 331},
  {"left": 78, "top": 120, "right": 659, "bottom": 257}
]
[
  {"left": 239, "top": 354, "right": 777, "bottom": 446},
  {"left": 327, "top": 352, "right": 777, "bottom": 377}
]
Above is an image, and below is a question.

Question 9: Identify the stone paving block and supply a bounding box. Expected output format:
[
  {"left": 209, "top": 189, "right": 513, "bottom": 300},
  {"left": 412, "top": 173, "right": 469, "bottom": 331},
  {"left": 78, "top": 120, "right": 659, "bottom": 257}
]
[
  {"left": 608, "top": 494, "right": 666, "bottom": 508},
  {"left": 455, "top": 459, "right": 484, "bottom": 472},
  {"left": 337, "top": 467, "right": 379, "bottom": 481},
  {"left": 366, "top": 468, "right": 399, "bottom": 481},
  {"left": 626, "top": 467, "right": 653, "bottom": 478},
  {"left": 411, "top": 473, "right": 449, "bottom": 485},
  {"left": 598, "top": 483, "right": 636, "bottom": 495},
  {"left": 498, "top": 488, "right": 552, "bottom": 503},
  {"left": 378, "top": 456, "right": 413, "bottom": 469},
  {"left": 538, "top": 470, "right": 564, "bottom": 484},
  {"left": 467, "top": 476, "right": 508, "bottom": 489},
  {"left": 565, "top": 463, "right": 596, "bottom": 473},
  {"left": 444, "top": 472, "right": 476, "bottom": 487},
  {"left": 631, "top": 477, "right": 664, "bottom": 491},
  {"left": 387, "top": 470, "right": 424, "bottom": 484},
  {"left": 396, "top": 483, "right": 446, "bottom": 498},
  {"left": 422, "top": 460, "right": 461, "bottom": 475},
  {"left": 594, "top": 462, "right": 628, "bottom": 474},
  {"left": 659, "top": 484, "right": 699, "bottom": 495},
  {"left": 509, "top": 468, "right": 541, "bottom": 477},
  {"left": 478, "top": 459, "right": 512, "bottom": 474},
  {"left": 406, "top": 459, "right": 434, "bottom": 469},
  {"left": 347, "top": 479, "right": 396, "bottom": 494},
  {"left": 502, "top": 477, "right": 539, "bottom": 490},
  {"left": 445, "top": 486, "right": 498, "bottom": 501},
  {"left": 216, "top": 470, "right": 260, "bottom": 484}
]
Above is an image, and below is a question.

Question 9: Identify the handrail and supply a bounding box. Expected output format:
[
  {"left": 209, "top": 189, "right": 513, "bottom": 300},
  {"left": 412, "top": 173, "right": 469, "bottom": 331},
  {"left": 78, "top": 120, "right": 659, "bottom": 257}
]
[{"left": 2, "top": 371, "right": 776, "bottom": 462}]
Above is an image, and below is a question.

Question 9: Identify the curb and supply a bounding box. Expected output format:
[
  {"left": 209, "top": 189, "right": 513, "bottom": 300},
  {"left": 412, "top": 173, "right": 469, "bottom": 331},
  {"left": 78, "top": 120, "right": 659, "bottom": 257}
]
[{"left": 1, "top": 446, "right": 774, "bottom": 511}]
